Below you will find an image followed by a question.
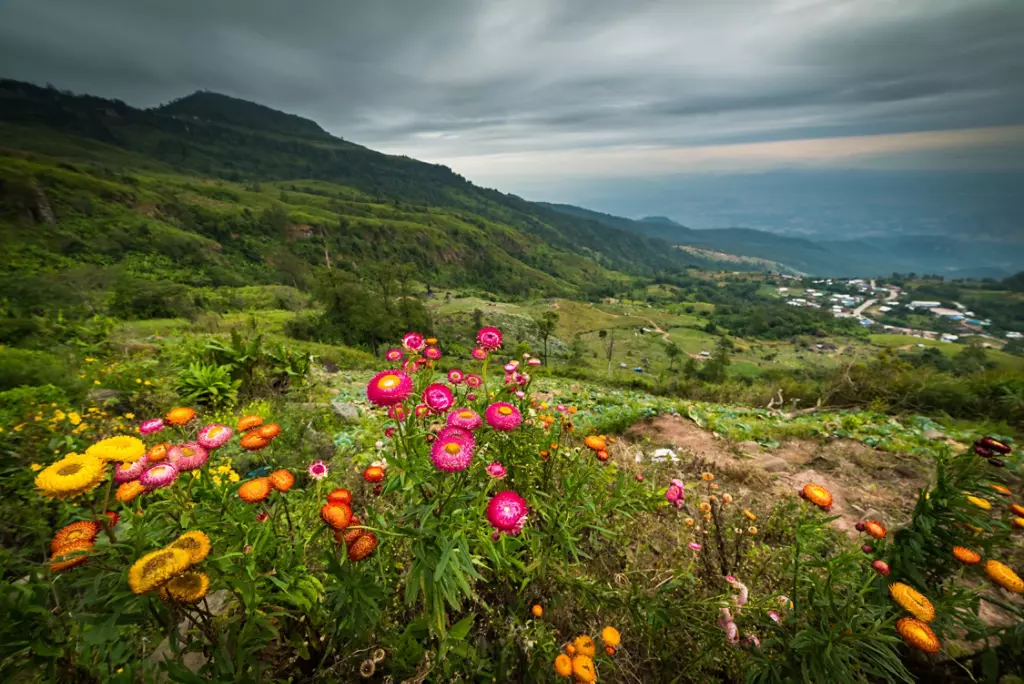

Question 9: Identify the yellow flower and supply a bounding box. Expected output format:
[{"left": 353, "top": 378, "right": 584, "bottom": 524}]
[
  {"left": 896, "top": 617, "right": 940, "bottom": 654},
  {"left": 701, "top": 472, "right": 714, "bottom": 482},
  {"left": 985, "top": 560, "right": 1024, "bottom": 593},
  {"left": 87, "top": 407, "right": 99, "bottom": 413},
  {"left": 84, "top": 357, "right": 96, "bottom": 362},
  {"left": 228, "top": 471, "right": 240, "bottom": 483},
  {"left": 601, "top": 626, "right": 621, "bottom": 648},
  {"left": 54, "top": 410, "right": 66, "bottom": 421},
  {"left": 14, "top": 424, "right": 25, "bottom": 432},
  {"left": 169, "top": 531, "right": 211, "bottom": 565},
  {"left": 93, "top": 380, "right": 100, "bottom": 385},
  {"left": 86, "top": 435, "right": 146, "bottom": 463},
  {"left": 889, "top": 582, "right": 935, "bottom": 622},
  {"left": 128, "top": 548, "right": 191, "bottom": 594},
  {"left": 743, "top": 509, "right": 757, "bottom": 521},
  {"left": 699, "top": 502, "right": 711, "bottom": 513},
  {"left": 136, "top": 379, "right": 142, "bottom": 384},
  {"left": 68, "top": 412, "right": 82, "bottom": 426},
  {"left": 35, "top": 454, "right": 106, "bottom": 500},
  {"left": 30, "top": 463, "right": 42, "bottom": 472},
  {"left": 966, "top": 496, "right": 991, "bottom": 511},
  {"left": 162, "top": 571, "right": 210, "bottom": 604},
  {"left": 124, "top": 413, "right": 135, "bottom": 419},
  {"left": 212, "top": 476, "right": 222, "bottom": 486},
  {"left": 144, "top": 381, "right": 152, "bottom": 386},
  {"left": 748, "top": 526, "right": 758, "bottom": 535}
]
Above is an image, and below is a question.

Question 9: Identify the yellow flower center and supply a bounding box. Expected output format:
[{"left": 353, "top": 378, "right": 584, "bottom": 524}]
[
  {"left": 444, "top": 443, "right": 461, "bottom": 455},
  {"left": 498, "top": 406, "right": 513, "bottom": 416},
  {"left": 459, "top": 411, "right": 474, "bottom": 419},
  {"left": 378, "top": 374, "right": 401, "bottom": 390},
  {"left": 207, "top": 426, "right": 224, "bottom": 438}
]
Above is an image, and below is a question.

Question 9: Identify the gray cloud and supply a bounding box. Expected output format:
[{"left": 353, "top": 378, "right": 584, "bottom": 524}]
[{"left": 1, "top": 0, "right": 1022, "bottom": 179}]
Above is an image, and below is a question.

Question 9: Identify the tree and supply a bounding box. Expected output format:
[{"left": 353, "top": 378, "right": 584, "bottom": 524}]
[
  {"left": 535, "top": 311, "right": 559, "bottom": 365},
  {"left": 599, "top": 329, "right": 615, "bottom": 375},
  {"left": 663, "top": 340, "right": 681, "bottom": 370}
]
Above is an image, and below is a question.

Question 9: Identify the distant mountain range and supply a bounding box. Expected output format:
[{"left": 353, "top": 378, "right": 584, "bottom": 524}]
[{"left": 541, "top": 203, "right": 1024, "bottom": 278}]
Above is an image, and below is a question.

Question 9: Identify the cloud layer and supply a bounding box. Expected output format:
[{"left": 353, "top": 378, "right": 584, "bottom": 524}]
[{"left": 1, "top": 0, "right": 1022, "bottom": 186}]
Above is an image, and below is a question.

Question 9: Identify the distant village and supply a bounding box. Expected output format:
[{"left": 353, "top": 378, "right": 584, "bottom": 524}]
[{"left": 774, "top": 275, "right": 1019, "bottom": 347}]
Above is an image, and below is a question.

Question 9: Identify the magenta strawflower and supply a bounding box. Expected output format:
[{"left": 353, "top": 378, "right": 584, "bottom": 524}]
[
  {"left": 447, "top": 368, "right": 465, "bottom": 384},
  {"left": 423, "top": 383, "right": 454, "bottom": 413},
  {"left": 466, "top": 374, "right": 482, "bottom": 388},
  {"left": 307, "top": 461, "right": 329, "bottom": 480},
  {"left": 414, "top": 404, "right": 429, "bottom": 419},
  {"left": 485, "top": 402, "right": 522, "bottom": 431},
  {"left": 139, "top": 418, "right": 165, "bottom": 435},
  {"left": 486, "top": 462, "right": 507, "bottom": 479},
  {"left": 486, "top": 490, "right": 528, "bottom": 533},
  {"left": 114, "top": 456, "right": 149, "bottom": 483},
  {"left": 447, "top": 408, "right": 483, "bottom": 430},
  {"left": 197, "top": 424, "right": 233, "bottom": 449},
  {"left": 430, "top": 428, "right": 475, "bottom": 472},
  {"left": 688, "top": 542, "right": 702, "bottom": 551},
  {"left": 471, "top": 347, "right": 487, "bottom": 360},
  {"left": 402, "top": 332, "right": 425, "bottom": 352},
  {"left": 384, "top": 427, "right": 396, "bottom": 438},
  {"left": 424, "top": 346, "right": 441, "bottom": 360},
  {"left": 467, "top": 393, "right": 477, "bottom": 401},
  {"left": 167, "top": 443, "right": 209, "bottom": 472},
  {"left": 527, "top": 358, "right": 541, "bottom": 367},
  {"left": 665, "top": 483, "right": 684, "bottom": 508},
  {"left": 385, "top": 348, "right": 404, "bottom": 362},
  {"left": 366, "top": 369, "right": 414, "bottom": 406},
  {"left": 477, "top": 327, "right": 503, "bottom": 351},
  {"left": 387, "top": 405, "right": 407, "bottom": 421},
  {"left": 139, "top": 462, "right": 179, "bottom": 490}
]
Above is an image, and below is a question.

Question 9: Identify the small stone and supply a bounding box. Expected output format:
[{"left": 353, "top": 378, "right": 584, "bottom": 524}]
[
  {"left": 761, "top": 458, "right": 789, "bottom": 473},
  {"left": 330, "top": 401, "right": 360, "bottom": 423},
  {"left": 923, "top": 429, "right": 945, "bottom": 440}
]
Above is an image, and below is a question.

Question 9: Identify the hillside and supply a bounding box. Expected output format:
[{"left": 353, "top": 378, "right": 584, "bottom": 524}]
[
  {"left": 0, "top": 78, "right": 750, "bottom": 309},
  {"left": 542, "top": 202, "right": 1024, "bottom": 278}
]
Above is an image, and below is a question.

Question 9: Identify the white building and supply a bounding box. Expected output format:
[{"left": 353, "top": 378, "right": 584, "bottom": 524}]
[{"left": 909, "top": 301, "right": 942, "bottom": 309}]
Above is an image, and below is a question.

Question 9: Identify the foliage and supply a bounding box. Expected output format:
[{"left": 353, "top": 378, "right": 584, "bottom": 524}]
[{"left": 176, "top": 361, "right": 240, "bottom": 407}]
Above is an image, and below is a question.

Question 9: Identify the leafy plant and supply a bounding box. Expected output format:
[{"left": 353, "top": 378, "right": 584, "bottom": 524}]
[{"left": 176, "top": 361, "right": 240, "bottom": 407}]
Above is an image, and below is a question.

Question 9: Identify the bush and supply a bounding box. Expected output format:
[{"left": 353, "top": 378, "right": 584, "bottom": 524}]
[{"left": 0, "top": 348, "right": 69, "bottom": 391}]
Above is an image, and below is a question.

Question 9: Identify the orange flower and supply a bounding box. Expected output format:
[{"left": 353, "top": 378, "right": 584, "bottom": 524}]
[
  {"left": 257, "top": 423, "right": 280, "bottom": 440},
  {"left": 1011, "top": 503, "right": 1024, "bottom": 517},
  {"left": 985, "top": 560, "right": 1024, "bottom": 593},
  {"left": 328, "top": 488, "right": 352, "bottom": 505},
  {"left": 50, "top": 540, "right": 92, "bottom": 572},
  {"left": 554, "top": 654, "right": 572, "bottom": 677},
  {"left": 531, "top": 604, "right": 543, "bottom": 617},
  {"left": 237, "top": 415, "right": 263, "bottom": 432},
  {"left": 339, "top": 517, "right": 364, "bottom": 546},
  {"left": 147, "top": 442, "right": 170, "bottom": 462},
  {"left": 238, "top": 477, "right": 272, "bottom": 503},
  {"left": 165, "top": 407, "right": 196, "bottom": 426},
  {"left": 116, "top": 480, "right": 145, "bottom": 503},
  {"left": 601, "top": 626, "right": 621, "bottom": 648},
  {"left": 896, "top": 617, "right": 940, "bottom": 654},
  {"left": 268, "top": 470, "right": 294, "bottom": 492},
  {"left": 584, "top": 435, "right": 606, "bottom": 451},
  {"left": 51, "top": 521, "right": 99, "bottom": 553},
  {"left": 800, "top": 483, "right": 833, "bottom": 510},
  {"left": 596, "top": 450, "right": 610, "bottom": 462},
  {"left": 1012, "top": 517, "right": 1024, "bottom": 530},
  {"left": 988, "top": 484, "right": 1011, "bottom": 497},
  {"left": 889, "top": 582, "right": 935, "bottom": 622},
  {"left": 348, "top": 532, "right": 378, "bottom": 562},
  {"left": 564, "top": 643, "right": 577, "bottom": 656},
  {"left": 321, "top": 503, "right": 353, "bottom": 530},
  {"left": 604, "top": 646, "right": 616, "bottom": 656},
  {"left": 571, "top": 654, "right": 596, "bottom": 683},
  {"left": 573, "top": 635, "right": 596, "bottom": 658},
  {"left": 863, "top": 520, "right": 887, "bottom": 540},
  {"left": 966, "top": 495, "right": 991, "bottom": 511},
  {"left": 952, "top": 546, "right": 981, "bottom": 565},
  {"left": 363, "top": 466, "right": 385, "bottom": 483},
  {"left": 240, "top": 432, "right": 269, "bottom": 451}
]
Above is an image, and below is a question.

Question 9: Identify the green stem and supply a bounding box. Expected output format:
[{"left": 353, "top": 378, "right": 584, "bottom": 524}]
[{"left": 791, "top": 523, "right": 802, "bottom": 616}]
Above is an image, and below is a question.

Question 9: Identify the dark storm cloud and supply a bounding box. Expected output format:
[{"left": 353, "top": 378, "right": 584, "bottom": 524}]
[{"left": 0, "top": 0, "right": 1021, "bottom": 178}]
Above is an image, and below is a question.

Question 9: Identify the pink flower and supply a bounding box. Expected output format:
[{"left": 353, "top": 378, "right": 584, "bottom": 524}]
[
  {"left": 402, "top": 332, "right": 425, "bottom": 352},
  {"left": 467, "top": 393, "right": 477, "bottom": 401},
  {"left": 244, "top": 544, "right": 254, "bottom": 553},
  {"left": 688, "top": 542, "right": 702, "bottom": 551},
  {"left": 140, "top": 462, "right": 179, "bottom": 490},
  {"left": 503, "top": 361, "right": 519, "bottom": 373},
  {"left": 485, "top": 402, "right": 522, "bottom": 431},
  {"left": 726, "top": 576, "right": 749, "bottom": 607},
  {"left": 387, "top": 405, "right": 407, "bottom": 421},
  {"left": 477, "top": 327, "right": 503, "bottom": 350},
  {"left": 745, "top": 635, "right": 761, "bottom": 648},
  {"left": 767, "top": 610, "right": 781, "bottom": 623},
  {"left": 414, "top": 404, "right": 429, "bottom": 418},
  {"left": 307, "top": 461, "right": 329, "bottom": 480},
  {"left": 139, "top": 418, "right": 165, "bottom": 435},
  {"left": 465, "top": 374, "right": 482, "bottom": 388},
  {"left": 515, "top": 390, "right": 525, "bottom": 399},
  {"left": 385, "top": 348, "right": 404, "bottom": 362},
  {"left": 486, "top": 490, "right": 528, "bottom": 533},
  {"left": 671, "top": 478, "right": 685, "bottom": 490},
  {"left": 666, "top": 484, "right": 684, "bottom": 508},
  {"left": 555, "top": 404, "right": 567, "bottom": 413},
  {"left": 447, "top": 408, "right": 483, "bottom": 430},
  {"left": 366, "top": 370, "right": 413, "bottom": 406},
  {"left": 527, "top": 358, "right": 542, "bottom": 367},
  {"left": 384, "top": 427, "right": 396, "bottom": 438},
  {"left": 423, "top": 383, "right": 454, "bottom": 412},
  {"left": 430, "top": 427, "right": 475, "bottom": 472},
  {"left": 197, "top": 423, "right": 233, "bottom": 449},
  {"left": 486, "top": 462, "right": 507, "bottom": 479},
  {"left": 167, "top": 443, "right": 209, "bottom": 472},
  {"left": 256, "top": 512, "right": 269, "bottom": 523},
  {"left": 424, "top": 346, "right": 441, "bottom": 360},
  {"left": 114, "top": 456, "right": 149, "bottom": 483},
  {"left": 471, "top": 347, "right": 488, "bottom": 360},
  {"left": 447, "top": 368, "right": 465, "bottom": 384}
]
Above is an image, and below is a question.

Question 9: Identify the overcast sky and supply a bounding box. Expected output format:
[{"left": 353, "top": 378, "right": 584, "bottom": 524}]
[{"left": 1, "top": 0, "right": 1022, "bottom": 194}]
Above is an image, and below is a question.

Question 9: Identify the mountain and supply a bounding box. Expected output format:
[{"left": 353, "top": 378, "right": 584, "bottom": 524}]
[
  {"left": 542, "top": 202, "right": 1024, "bottom": 278},
  {"left": 0, "top": 78, "right": 750, "bottom": 308}
]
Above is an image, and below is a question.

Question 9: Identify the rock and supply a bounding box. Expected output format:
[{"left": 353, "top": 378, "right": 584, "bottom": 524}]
[
  {"left": 650, "top": 448, "right": 679, "bottom": 463},
  {"left": 923, "top": 429, "right": 945, "bottom": 440},
  {"left": 149, "top": 590, "right": 232, "bottom": 680},
  {"left": 761, "top": 458, "right": 789, "bottom": 473},
  {"left": 892, "top": 464, "right": 919, "bottom": 479},
  {"left": 331, "top": 401, "right": 361, "bottom": 423},
  {"left": 87, "top": 389, "right": 122, "bottom": 404}
]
